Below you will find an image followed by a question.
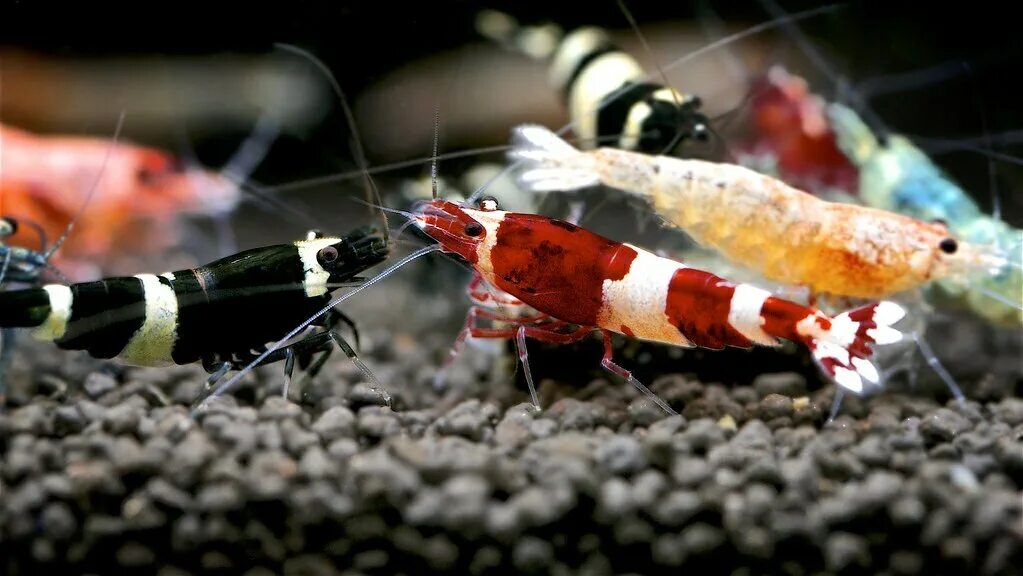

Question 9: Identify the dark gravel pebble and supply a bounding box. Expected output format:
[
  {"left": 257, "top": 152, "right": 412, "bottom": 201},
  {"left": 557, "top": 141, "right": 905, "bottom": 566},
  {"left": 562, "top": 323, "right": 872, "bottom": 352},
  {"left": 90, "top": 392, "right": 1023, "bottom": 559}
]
[{"left": 83, "top": 372, "right": 118, "bottom": 399}]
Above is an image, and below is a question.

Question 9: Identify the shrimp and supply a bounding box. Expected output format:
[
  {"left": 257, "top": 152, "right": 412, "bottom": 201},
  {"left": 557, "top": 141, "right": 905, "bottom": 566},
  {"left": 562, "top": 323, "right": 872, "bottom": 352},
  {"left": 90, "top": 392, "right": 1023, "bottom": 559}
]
[
  {"left": 510, "top": 124, "right": 1002, "bottom": 301},
  {"left": 0, "top": 120, "right": 273, "bottom": 278},
  {"left": 0, "top": 227, "right": 389, "bottom": 402},
  {"left": 734, "top": 65, "right": 859, "bottom": 196},
  {"left": 410, "top": 195, "right": 906, "bottom": 414},
  {"left": 476, "top": 9, "right": 709, "bottom": 154},
  {"left": 746, "top": 0, "right": 1022, "bottom": 326}
]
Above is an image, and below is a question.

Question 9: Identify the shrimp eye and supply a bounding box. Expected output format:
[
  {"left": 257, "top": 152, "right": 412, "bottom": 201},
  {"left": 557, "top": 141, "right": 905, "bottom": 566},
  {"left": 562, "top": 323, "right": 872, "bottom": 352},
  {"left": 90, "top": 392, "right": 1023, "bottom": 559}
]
[
  {"left": 939, "top": 237, "right": 958, "bottom": 254},
  {"left": 464, "top": 222, "right": 485, "bottom": 237},
  {"left": 478, "top": 196, "right": 500, "bottom": 212},
  {"left": 317, "top": 245, "right": 340, "bottom": 265}
]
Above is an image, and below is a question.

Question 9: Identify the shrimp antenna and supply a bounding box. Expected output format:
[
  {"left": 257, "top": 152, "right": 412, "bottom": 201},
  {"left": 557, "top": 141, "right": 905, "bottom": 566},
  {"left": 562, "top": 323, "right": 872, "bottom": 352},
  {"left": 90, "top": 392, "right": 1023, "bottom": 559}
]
[
  {"left": 467, "top": 3, "right": 843, "bottom": 208},
  {"left": 44, "top": 110, "right": 126, "bottom": 260},
  {"left": 178, "top": 114, "right": 319, "bottom": 234},
  {"left": 755, "top": 0, "right": 890, "bottom": 142},
  {"left": 431, "top": 105, "right": 440, "bottom": 200},
  {"left": 247, "top": 7, "right": 841, "bottom": 205},
  {"left": 191, "top": 243, "right": 442, "bottom": 416},
  {"left": 960, "top": 61, "right": 1001, "bottom": 221},
  {"left": 615, "top": 0, "right": 687, "bottom": 155},
  {"left": 695, "top": 0, "right": 752, "bottom": 85},
  {"left": 274, "top": 43, "right": 390, "bottom": 244},
  {"left": 855, "top": 58, "right": 968, "bottom": 100}
]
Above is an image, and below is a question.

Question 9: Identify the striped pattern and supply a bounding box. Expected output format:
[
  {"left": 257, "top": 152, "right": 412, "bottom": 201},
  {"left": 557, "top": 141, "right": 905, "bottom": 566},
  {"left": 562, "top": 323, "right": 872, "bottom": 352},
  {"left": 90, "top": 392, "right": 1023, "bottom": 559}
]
[
  {"left": 415, "top": 200, "right": 905, "bottom": 396},
  {"left": 545, "top": 26, "right": 704, "bottom": 154},
  {"left": 32, "top": 285, "right": 73, "bottom": 340},
  {"left": 118, "top": 274, "right": 179, "bottom": 366},
  {"left": 568, "top": 52, "right": 644, "bottom": 146},
  {"left": 596, "top": 244, "right": 691, "bottom": 346},
  {"left": 23, "top": 242, "right": 335, "bottom": 367}
]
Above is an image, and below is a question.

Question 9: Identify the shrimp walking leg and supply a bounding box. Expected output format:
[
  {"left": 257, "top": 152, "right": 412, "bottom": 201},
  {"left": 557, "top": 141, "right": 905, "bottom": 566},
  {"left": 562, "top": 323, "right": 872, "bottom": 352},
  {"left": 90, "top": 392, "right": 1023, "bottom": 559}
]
[
  {"left": 828, "top": 390, "right": 845, "bottom": 423},
  {"left": 334, "top": 310, "right": 362, "bottom": 351},
  {"left": 599, "top": 331, "right": 677, "bottom": 416},
  {"left": 204, "top": 361, "right": 233, "bottom": 392},
  {"left": 193, "top": 310, "right": 372, "bottom": 407},
  {"left": 912, "top": 333, "right": 966, "bottom": 406},
  {"left": 281, "top": 348, "right": 297, "bottom": 399},
  {"left": 283, "top": 328, "right": 375, "bottom": 402},
  {"left": 328, "top": 329, "right": 384, "bottom": 395},
  {"left": 433, "top": 303, "right": 552, "bottom": 390},
  {"left": 514, "top": 326, "right": 540, "bottom": 411},
  {"left": 446, "top": 316, "right": 593, "bottom": 410}
]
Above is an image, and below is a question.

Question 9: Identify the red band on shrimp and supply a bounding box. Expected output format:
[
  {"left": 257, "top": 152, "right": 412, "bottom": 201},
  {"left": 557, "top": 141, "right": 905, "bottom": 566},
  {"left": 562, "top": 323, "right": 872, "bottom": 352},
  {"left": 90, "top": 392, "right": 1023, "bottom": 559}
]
[
  {"left": 490, "top": 213, "right": 636, "bottom": 326},
  {"left": 664, "top": 269, "right": 753, "bottom": 349}
]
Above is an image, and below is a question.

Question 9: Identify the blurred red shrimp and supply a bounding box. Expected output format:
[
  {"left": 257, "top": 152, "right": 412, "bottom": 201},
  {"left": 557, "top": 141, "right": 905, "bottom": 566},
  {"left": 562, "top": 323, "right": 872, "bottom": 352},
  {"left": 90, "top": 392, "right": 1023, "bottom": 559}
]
[
  {"left": 0, "top": 121, "right": 267, "bottom": 279},
  {"left": 736, "top": 66, "right": 858, "bottom": 195}
]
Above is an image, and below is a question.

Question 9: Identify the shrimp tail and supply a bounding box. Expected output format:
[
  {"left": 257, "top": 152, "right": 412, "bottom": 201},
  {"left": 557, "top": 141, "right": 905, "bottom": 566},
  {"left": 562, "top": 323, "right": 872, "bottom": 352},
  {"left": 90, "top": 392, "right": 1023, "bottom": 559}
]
[
  {"left": 801, "top": 301, "right": 906, "bottom": 394},
  {"left": 510, "top": 124, "right": 600, "bottom": 191}
]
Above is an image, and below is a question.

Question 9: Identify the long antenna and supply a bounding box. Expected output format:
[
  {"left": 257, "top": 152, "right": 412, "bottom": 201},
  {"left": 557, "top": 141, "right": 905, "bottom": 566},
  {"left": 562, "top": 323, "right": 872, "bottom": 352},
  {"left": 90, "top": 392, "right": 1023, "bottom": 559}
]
[
  {"left": 468, "top": 4, "right": 842, "bottom": 207},
  {"left": 961, "top": 62, "right": 1001, "bottom": 221},
  {"left": 855, "top": 58, "right": 968, "bottom": 100},
  {"left": 191, "top": 243, "right": 441, "bottom": 416},
  {"left": 615, "top": 0, "right": 686, "bottom": 155},
  {"left": 431, "top": 106, "right": 440, "bottom": 200},
  {"left": 229, "top": 6, "right": 842, "bottom": 205},
  {"left": 44, "top": 110, "right": 127, "bottom": 260},
  {"left": 755, "top": 0, "right": 889, "bottom": 142},
  {"left": 274, "top": 43, "right": 390, "bottom": 243}
]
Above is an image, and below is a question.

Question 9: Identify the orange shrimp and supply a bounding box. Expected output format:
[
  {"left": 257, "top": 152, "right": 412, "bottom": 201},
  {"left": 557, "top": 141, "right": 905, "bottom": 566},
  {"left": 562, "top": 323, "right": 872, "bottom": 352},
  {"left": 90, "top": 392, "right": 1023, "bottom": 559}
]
[
  {"left": 0, "top": 122, "right": 262, "bottom": 278},
  {"left": 512, "top": 124, "right": 1004, "bottom": 300}
]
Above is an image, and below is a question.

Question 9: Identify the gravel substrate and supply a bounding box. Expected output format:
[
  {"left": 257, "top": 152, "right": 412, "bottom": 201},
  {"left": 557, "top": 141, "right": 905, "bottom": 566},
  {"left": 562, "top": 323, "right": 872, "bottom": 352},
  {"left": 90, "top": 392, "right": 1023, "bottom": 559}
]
[{"left": 1, "top": 289, "right": 1021, "bottom": 575}]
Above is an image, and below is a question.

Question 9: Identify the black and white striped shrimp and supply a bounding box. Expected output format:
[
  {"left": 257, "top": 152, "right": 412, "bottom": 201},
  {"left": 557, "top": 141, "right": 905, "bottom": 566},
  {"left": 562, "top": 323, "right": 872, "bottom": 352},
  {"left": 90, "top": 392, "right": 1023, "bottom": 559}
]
[
  {"left": 0, "top": 226, "right": 389, "bottom": 401},
  {"left": 238, "top": 5, "right": 839, "bottom": 206},
  {"left": 476, "top": 8, "right": 710, "bottom": 155}
]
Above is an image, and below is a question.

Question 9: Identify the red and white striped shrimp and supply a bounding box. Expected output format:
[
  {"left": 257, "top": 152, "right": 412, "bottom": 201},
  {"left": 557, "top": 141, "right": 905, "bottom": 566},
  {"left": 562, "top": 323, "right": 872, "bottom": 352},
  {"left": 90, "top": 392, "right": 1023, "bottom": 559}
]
[
  {"left": 510, "top": 124, "right": 1005, "bottom": 301},
  {"left": 412, "top": 195, "right": 906, "bottom": 414}
]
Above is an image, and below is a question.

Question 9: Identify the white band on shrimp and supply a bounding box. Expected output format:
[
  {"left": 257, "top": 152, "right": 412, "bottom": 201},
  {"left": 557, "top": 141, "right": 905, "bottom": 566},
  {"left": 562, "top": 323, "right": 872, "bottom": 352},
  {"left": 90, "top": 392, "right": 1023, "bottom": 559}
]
[{"left": 727, "top": 284, "right": 779, "bottom": 346}]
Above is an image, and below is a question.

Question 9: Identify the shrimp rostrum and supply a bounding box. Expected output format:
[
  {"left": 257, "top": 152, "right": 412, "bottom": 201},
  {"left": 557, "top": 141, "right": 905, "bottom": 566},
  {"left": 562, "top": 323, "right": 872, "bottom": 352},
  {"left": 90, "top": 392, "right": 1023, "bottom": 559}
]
[{"left": 411, "top": 196, "right": 906, "bottom": 414}]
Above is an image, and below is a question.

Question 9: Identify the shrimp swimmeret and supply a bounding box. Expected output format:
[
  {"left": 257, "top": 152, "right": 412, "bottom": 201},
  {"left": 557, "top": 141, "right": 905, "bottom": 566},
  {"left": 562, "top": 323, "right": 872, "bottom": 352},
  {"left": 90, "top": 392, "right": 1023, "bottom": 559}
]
[{"left": 511, "top": 125, "right": 1007, "bottom": 301}]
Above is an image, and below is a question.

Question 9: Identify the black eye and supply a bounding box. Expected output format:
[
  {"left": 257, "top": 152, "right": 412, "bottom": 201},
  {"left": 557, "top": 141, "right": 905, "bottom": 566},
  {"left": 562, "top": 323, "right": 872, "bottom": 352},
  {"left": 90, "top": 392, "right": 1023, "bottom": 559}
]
[
  {"left": 464, "top": 222, "right": 484, "bottom": 237},
  {"left": 939, "top": 238, "right": 958, "bottom": 254},
  {"left": 317, "top": 246, "right": 340, "bottom": 265}
]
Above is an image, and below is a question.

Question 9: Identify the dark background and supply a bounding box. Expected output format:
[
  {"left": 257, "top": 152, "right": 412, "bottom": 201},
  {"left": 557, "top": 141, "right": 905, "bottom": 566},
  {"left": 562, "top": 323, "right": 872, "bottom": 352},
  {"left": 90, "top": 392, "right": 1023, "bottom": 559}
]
[{"left": 2, "top": 0, "right": 1021, "bottom": 233}]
